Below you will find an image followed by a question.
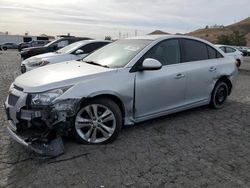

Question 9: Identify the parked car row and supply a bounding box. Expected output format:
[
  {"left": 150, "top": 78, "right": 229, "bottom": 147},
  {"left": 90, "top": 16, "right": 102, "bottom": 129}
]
[
  {"left": 0, "top": 40, "right": 49, "bottom": 51},
  {"left": 5, "top": 34, "right": 239, "bottom": 156},
  {"left": 215, "top": 44, "right": 244, "bottom": 66},
  {"left": 20, "top": 40, "right": 111, "bottom": 73},
  {"left": 234, "top": 46, "right": 250, "bottom": 56},
  {"left": 0, "top": 42, "right": 18, "bottom": 50},
  {"left": 20, "top": 36, "right": 92, "bottom": 59},
  {"left": 18, "top": 40, "right": 50, "bottom": 51}
]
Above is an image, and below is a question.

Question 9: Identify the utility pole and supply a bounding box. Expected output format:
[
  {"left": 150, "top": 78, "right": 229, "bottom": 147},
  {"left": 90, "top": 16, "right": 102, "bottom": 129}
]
[{"left": 135, "top": 29, "right": 137, "bottom": 37}]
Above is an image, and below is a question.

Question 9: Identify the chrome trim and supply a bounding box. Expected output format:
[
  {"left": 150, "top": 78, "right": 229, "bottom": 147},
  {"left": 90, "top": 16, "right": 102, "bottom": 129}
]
[{"left": 8, "top": 120, "right": 17, "bottom": 131}]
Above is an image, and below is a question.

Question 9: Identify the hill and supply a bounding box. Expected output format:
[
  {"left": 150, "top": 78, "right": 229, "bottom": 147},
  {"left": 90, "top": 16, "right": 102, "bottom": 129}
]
[
  {"left": 148, "top": 30, "right": 170, "bottom": 35},
  {"left": 188, "top": 17, "right": 250, "bottom": 46}
]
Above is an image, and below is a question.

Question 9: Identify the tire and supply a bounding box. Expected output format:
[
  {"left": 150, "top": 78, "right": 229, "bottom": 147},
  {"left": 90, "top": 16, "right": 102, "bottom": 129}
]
[
  {"left": 3, "top": 47, "right": 7, "bottom": 51},
  {"left": 210, "top": 81, "right": 229, "bottom": 109},
  {"left": 73, "top": 98, "right": 122, "bottom": 144}
]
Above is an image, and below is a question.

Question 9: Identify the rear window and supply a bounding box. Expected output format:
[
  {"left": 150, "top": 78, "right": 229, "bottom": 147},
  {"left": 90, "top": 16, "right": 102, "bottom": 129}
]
[
  {"left": 207, "top": 45, "right": 217, "bottom": 59},
  {"left": 207, "top": 45, "right": 223, "bottom": 59},
  {"left": 226, "top": 47, "right": 236, "bottom": 53},
  {"left": 180, "top": 39, "right": 208, "bottom": 62}
]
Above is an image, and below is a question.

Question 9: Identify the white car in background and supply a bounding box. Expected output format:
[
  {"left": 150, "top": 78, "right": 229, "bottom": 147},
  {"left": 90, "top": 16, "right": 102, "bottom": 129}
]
[
  {"left": 21, "top": 40, "right": 111, "bottom": 73},
  {"left": 215, "top": 44, "right": 243, "bottom": 66}
]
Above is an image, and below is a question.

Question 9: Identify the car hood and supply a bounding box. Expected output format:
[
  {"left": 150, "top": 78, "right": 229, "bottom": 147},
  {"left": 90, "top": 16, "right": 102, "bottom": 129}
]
[
  {"left": 22, "top": 52, "right": 70, "bottom": 65},
  {"left": 21, "top": 46, "right": 48, "bottom": 52},
  {"left": 15, "top": 61, "right": 115, "bottom": 93}
]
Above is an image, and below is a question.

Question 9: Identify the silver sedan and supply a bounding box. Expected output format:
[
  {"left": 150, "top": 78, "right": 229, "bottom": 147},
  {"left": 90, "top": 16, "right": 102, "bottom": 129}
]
[{"left": 5, "top": 35, "right": 238, "bottom": 156}]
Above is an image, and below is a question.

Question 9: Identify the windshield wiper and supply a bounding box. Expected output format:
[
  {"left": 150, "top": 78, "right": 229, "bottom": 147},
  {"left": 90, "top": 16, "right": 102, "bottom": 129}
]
[{"left": 82, "top": 60, "right": 109, "bottom": 68}]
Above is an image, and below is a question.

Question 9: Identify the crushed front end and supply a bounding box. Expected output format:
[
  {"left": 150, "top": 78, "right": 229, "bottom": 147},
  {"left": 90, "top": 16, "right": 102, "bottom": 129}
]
[{"left": 4, "top": 84, "right": 80, "bottom": 157}]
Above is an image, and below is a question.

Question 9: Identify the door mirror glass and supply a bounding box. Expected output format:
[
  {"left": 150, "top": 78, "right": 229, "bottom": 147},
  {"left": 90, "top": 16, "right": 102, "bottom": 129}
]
[
  {"left": 75, "top": 49, "right": 84, "bottom": 55},
  {"left": 140, "top": 58, "right": 162, "bottom": 71}
]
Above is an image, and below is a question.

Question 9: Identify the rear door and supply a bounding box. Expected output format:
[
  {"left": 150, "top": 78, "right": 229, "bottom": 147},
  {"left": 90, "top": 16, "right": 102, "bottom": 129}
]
[{"left": 179, "top": 39, "right": 223, "bottom": 104}]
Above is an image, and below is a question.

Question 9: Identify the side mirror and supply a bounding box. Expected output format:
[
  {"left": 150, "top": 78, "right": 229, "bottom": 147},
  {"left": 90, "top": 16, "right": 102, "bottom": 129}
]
[
  {"left": 53, "top": 44, "right": 58, "bottom": 50},
  {"left": 139, "top": 58, "right": 162, "bottom": 71},
  {"left": 75, "top": 49, "right": 84, "bottom": 55}
]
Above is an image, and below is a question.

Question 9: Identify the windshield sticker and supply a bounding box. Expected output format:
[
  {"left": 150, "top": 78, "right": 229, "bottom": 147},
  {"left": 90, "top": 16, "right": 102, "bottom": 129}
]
[{"left": 124, "top": 46, "right": 140, "bottom": 51}]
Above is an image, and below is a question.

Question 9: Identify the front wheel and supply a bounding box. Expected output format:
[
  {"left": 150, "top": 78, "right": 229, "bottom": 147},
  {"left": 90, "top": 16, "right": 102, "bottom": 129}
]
[
  {"left": 210, "top": 81, "right": 229, "bottom": 109},
  {"left": 73, "top": 98, "right": 122, "bottom": 144}
]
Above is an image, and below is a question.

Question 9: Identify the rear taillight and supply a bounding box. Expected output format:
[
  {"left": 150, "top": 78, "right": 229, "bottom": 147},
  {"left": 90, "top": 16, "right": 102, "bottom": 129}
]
[{"left": 235, "top": 60, "right": 241, "bottom": 68}]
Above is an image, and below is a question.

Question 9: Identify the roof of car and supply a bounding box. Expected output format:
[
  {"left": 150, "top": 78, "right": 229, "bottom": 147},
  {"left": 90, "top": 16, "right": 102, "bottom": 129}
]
[
  {"left": 215, "top": 44, "right": 239, "bottom": 49},
  {"left": 215, "top": 44, "right": 230, "bottom": 47},
  {"left": 127, "top": 34, "right": 212, "bottom": 43},
  {"left": 72, "top": 40, "right": 112, "bottom": 45}
]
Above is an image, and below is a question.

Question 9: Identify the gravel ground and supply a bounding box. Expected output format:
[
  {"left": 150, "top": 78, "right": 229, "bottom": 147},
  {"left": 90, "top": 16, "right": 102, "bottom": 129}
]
[{"left": 0, "top": 50, "right": 250, "bottom": 188}]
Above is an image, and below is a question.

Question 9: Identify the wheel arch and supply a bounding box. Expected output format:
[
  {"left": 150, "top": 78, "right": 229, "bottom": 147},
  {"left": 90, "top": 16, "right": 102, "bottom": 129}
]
[
  {"left": 80, "top": 92, "right": 126, "bottom": 121},
  {"left": 215, "top": 75, "right": 233, "bottom": 95}
]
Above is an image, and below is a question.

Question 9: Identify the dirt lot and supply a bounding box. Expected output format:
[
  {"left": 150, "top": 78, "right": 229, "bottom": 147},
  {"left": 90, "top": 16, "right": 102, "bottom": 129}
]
[{"left": 0, "top": 50, "right": 250, "bottom": 188}]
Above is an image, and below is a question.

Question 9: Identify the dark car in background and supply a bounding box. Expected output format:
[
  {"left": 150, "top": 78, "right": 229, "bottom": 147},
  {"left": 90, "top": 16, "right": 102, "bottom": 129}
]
[
  {"left": 0, "top": 42, "right": 18, "bottom": 50},
  {"left": 234, "top": 46, "right": 250, "bottom": 56},
  {"left": 20, "top": 37, "right": 92, "bottom": 59},
  {"left": 18, "top": 40, "right": 49, "bottom": 51}
]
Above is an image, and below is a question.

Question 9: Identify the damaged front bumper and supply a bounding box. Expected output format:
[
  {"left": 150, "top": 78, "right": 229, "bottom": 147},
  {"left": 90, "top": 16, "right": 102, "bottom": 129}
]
[
  {"left": 4, "top": 86, "right": 80, "bottom": 157},
  {"left": 6, "top": 125, "right": 64, "bottom": 156}
]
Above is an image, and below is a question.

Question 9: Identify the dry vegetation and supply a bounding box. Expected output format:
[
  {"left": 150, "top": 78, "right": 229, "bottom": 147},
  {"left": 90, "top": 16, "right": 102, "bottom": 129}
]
[{"left": 188, "top": 17, "right": 250, "bottom": 46}]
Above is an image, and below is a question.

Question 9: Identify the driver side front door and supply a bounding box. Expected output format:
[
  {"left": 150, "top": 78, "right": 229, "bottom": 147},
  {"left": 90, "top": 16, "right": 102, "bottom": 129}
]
[{"left": 134, "top": 39, "right": 187, "bottom": 119}]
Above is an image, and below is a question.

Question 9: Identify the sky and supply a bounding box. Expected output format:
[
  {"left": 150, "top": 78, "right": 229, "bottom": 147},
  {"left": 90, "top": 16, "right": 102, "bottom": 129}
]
[{"left": 0, "top": 0, "right": 249, "bottom": 39}]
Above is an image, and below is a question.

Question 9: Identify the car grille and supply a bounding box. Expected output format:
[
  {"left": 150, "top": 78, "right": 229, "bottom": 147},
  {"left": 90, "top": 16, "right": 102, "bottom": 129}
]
[{"left": 8, "top": 93, "right": 19, "bottom": 106}]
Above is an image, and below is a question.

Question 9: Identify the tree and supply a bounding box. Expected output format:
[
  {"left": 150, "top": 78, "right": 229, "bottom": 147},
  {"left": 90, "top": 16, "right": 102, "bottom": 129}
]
[
  {"left": 230, "top": 31, "right": 247, "bottom": 46},
  {"left": 217, "top": 31, "right": 246, "bottom": 46},
  {"left": 217, "top": 34, "right": 231, "bottom": 45}
]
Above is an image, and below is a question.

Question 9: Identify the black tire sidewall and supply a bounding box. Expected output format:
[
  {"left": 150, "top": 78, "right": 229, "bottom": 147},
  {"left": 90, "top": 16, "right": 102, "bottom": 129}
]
[
  {"left": 211, "top": 82, "right": 228, "bottom": 109},
  {"left": 72, "top": 98, "right": 122, "bottom": 144}
]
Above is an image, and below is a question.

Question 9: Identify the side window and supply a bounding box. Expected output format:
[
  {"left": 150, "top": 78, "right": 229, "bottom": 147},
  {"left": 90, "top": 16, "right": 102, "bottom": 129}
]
[
  {"left": 207, "top": 45, "right": 217, "bottom": 59},
  {"left": 57, "top": 40, "right": 69, "bottom": 48},
  {"left": 142, "top": 39, "right": 181, "bottom": 66},
  {"left": 37, "top": 41, "right": 44, "bottom": 45},
  {"left": 180, "top": 39, "right": 208, "bottom": 62},
  {"left": 80, "top": 43, "right": 108, "bottom": 54},
  {"left": 226, "top": 47, "right": 236, "bottom": 53},
  {"left": 219, "top": 46, "right": 226, "bottom": 53},
  {"left": 207, "top": 45, "right": 223, "bottom": 59}
]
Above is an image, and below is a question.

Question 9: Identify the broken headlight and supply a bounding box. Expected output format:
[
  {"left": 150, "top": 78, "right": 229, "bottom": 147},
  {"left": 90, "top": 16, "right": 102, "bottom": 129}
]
[{"left": 30, "top": 87, "right": 71, "bottom": 106}]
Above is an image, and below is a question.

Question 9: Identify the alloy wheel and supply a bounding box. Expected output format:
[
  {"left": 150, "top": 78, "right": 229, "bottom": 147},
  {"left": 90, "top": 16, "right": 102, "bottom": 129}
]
[{"left": 75, "top": 104, "right": 116, "bottom": 144}]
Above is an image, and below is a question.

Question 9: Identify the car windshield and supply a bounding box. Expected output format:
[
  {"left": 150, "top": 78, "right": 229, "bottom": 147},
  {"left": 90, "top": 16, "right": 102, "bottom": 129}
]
[
  {"left": 83, "top": 39, "right": 152, "bottom": 68},
  {"left": 44, "top": 39, "right": 59, "bottom": 47},
  {"left": 56, "top": 41, "right": 87, "bottom": 54}
]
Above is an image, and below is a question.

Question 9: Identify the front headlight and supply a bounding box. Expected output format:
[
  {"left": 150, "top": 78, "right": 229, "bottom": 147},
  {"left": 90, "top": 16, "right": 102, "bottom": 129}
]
[
  {"left": 30, "top": 86, "right": 71, "bottom": 106},
  {"left": 28, "top": 60, "right": 50, "bottom": 67}
]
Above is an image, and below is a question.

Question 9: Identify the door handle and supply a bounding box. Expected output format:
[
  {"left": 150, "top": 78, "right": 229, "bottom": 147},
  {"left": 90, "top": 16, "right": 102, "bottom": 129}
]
[
  {"left": 174, "top": 73, "right": 185, "bottom": 79},
  {"left": 209, "top": 67, "right": 217, "bottom": 72}
]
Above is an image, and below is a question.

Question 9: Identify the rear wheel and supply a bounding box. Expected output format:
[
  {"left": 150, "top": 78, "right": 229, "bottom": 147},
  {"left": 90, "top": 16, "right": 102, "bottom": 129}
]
[
  {"left": 73, "top": 98, "right": 122, "bottom": 144},
  {"left": 3, "top": 47, "right": 7, "bottom": 51},
  {"left": 210, "top": 81, "right": 229, "bottom": 109}
]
